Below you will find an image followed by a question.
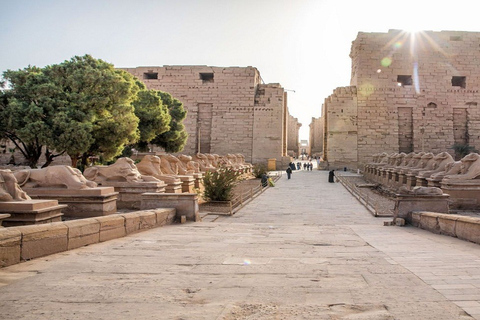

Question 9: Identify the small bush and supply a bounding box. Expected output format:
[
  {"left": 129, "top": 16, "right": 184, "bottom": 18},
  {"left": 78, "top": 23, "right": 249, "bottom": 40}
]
[
  {"left": 203, "top": 167, "right": 239, "bottom": 201},
  {"left": 252, "top": 163, "right": 267, "bottom": 178},
  {"left": 450, "top": 143, "right": 478, "bottom": 160}
]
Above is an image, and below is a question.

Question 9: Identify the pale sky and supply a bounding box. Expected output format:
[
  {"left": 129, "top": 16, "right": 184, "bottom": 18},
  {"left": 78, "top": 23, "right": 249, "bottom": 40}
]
[{"left": 2, "top": 0, "right": 480, "bottom": 141}]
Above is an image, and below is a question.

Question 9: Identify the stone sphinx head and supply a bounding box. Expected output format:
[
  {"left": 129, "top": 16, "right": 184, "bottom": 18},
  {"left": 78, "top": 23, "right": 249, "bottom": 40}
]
[
  {"left": 178, "top": 154, "right": 193, "bottom": 162},
  {"left": 394, "top": 153, "right": 407, "bottom": 166},
  {"left": 459, "top": 153, "right": 480, "bottom": 174},
  {"left": 84, "top": 157, "right": 146, "bottom": 182}
]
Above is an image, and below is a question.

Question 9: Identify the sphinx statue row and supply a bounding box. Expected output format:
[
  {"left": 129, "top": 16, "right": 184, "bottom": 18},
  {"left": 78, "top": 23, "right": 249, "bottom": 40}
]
[
  {"left": 0, "top": 153, "right": 253, "bottom": 224},
  {"left": 1, "top": 153, "right": 252, "bottom": 195},
  {"left": 364, "top": 151, "right": 480, "bottom": 190}
]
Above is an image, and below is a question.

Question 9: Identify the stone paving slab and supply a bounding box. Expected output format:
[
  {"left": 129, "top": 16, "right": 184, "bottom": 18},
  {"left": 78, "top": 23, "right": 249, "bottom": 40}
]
[{"left": 0, "top": 170, "right": 478, "bottom": 319}]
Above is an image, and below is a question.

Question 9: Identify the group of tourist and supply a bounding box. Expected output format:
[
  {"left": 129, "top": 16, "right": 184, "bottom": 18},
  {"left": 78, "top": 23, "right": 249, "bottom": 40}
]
[{"left": 285, "top": 161, "right": 315, "bottom": 180}]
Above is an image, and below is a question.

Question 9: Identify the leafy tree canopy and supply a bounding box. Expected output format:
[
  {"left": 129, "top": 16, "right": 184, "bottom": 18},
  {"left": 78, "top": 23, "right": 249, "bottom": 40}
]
[
  {"left": 133, "top": 81, "right": 171, "bottom": 145},
  {"left": 0, "top": 55, "right": 141, "bottom": 167},
  {"left": 150, "top": 91, "right": 188, "bottom": 153}
]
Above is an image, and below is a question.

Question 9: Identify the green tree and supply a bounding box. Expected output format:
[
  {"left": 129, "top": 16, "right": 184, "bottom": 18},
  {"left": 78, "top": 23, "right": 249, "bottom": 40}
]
[
  {"left": 132, "top": 82, "right": 171, "bottom": 152},
  {"left": 0, "top": 55, "right": 141, "bottom": 168},
  {"left": 0, "top": 65, "right": 72, "bottom": 168},
  {"left": 150, "top": 91, "right": 188, "bottom": 153},
  {"left": 45, "top": 56, "right": 140, "bottom": 167}
]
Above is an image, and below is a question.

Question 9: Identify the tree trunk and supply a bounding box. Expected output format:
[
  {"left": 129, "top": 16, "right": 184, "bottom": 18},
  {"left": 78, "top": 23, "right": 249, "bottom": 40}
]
[
  {"left": 70, "top": 155, "right": 78, "bottom": 169},
  {"left": 81, "top": 153, "right": 89, "bottom": 169}
]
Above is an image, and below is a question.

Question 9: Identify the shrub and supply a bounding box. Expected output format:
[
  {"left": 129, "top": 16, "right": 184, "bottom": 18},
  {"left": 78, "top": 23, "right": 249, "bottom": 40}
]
[
  {"left": 252, "top": 163, "right": 267, "bottom": 178},
  {"left": 202, "top": 167, "right": 239, "bottom": 201},
  {"left": 450, "top": 143, "right": 478, "bottom": 160}
]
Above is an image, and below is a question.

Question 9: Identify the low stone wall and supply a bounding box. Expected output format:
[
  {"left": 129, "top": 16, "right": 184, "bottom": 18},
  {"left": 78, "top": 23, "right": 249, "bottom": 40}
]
[
  {"left": 0, "top": 208, "right": 176, "bottom": 268},
  {"left": 411, "top": 211, "right": 480, "bottom": 245},
  {"left": 141, "top": 193, "right": 199, "bottom": 222}
]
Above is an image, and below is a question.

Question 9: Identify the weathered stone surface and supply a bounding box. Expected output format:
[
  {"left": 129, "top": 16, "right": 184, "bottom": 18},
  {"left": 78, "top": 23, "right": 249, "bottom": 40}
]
[
  {"left": 394, "top": 194, "right": 449, "bottom": 223},
  {"left": 141, "top": 193, "right": 199, "bottom": 222},
  {"left": 437, "top": 214, "right": 458, "bottom": 237},
  {"left": 65, "top": 219, "right": 100, "bottom": 250},
  {"left": 94, "top": 215, "right": 126, "bottom": 242},
  {"left": 324, "top": 30, "right": 480, "bottom": 170},
  {"left": 455, "top": 216, "right": 480, "bottom": 244},
  {"left": 24, "top": 188, "right": 118, "bottom": 218},
  {"left": 1, "top": 200, "right": 65, "bottom": 226},
  {"left": 419, "top": 212, "right": 439, "bottom": 233},
  {"left": 121, "top": 211, "right": 157, "bottom": 234},
  {"left": 0, "top": 228, "right": 21, "bottom": 267},
  {"left": 154, "top": 208, "right": 176, "bottom": 226},
  {"left": 98, "top": 181, "right": 166, "bottom": 210},
  {"left": 10, "top": 223, "right": 68, "bottom": 260},
  {"left": 121, "top": 66, "right": 293, "bottom": 165}
]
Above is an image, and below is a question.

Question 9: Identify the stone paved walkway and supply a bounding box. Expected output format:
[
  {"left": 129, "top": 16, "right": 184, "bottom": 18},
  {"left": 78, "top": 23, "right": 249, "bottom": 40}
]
[{"left": 1, "top": 170, "right": 480, "bottom": 319}]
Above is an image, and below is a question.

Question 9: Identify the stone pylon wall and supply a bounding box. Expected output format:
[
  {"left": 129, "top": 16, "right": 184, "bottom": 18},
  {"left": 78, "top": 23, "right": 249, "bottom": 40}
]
[
  {"left": 287, "top": 114, "right": 300, "bottom": 156},
  {"left": 252, "top": 83, "right": 288, "bottom": 164},
  {"left": 120, "top": 66, "right": 292, "bottom": 164},
  {"left": 309, "top": 116, "right": 323, "bottom": 157},
  {"left": 323, "top": 87, "right": 358, "bottom": 168},
  {"left": 324, "top": 30, "right": 480, "bottom": 169}
]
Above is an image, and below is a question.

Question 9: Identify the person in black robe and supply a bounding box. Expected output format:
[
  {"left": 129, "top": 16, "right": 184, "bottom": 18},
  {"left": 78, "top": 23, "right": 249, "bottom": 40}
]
[
  {"left": 328, "top": 170, "right": 335, "bottom": 183},
  {"left": 286, "top": 167, "right": 292, "bottom": 179},
  {"left": 289, "top": 162, "right": 296, "bottom": 171},
  {"left": 261, "top": 173, "right": 268, "bottom": 188}
]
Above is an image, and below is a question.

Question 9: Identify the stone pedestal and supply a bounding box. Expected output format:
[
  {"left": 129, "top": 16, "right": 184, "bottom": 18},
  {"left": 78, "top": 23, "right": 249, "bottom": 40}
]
[
  {"left": 179, "top": 176, "right": 195, "bottom": 193},
  {"left": 0, "top": 214, "right": 11, "bottom": 227},
  {"left": 385, "top": 170, "right": 397, "bottom": 188},
  {"left": 397, "top": 172, "right": 407, "bottom": 186},
  {"left": 441, "top": 181, "right": 480, "bottom": 210},
  {"left": 0, "top": 200, "right": 66, "bottom": 226},
  {"left": 161, "top": 180, "right": 183, "bottom": 194},
  {"left": 96, "top": 181, "right": 166, "bottom": 210},
  {"left": 427, "top": 177, "right": 443, "bottom": 188},
  {"left": 405, "top": 173, "right": 417, "bottom": 189},
  {"left": 193, "top": 173, "right": 203, "bottom": 189},
  {"left": 415, "top": 176, "right": 429, "bottom": 187},
  {"left": 23, "top": 187, "right": 118, "bottom": 218},
  {"left": 141, "top": 193, "right": 200, "bottom": 222},
  {"left": 394, "top": 193, "right": 450, "bottom": 223}
]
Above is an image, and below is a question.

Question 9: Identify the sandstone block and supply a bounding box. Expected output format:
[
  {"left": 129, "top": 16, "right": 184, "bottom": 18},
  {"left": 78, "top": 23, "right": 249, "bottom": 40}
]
[
  {"left": 121, "top": 211, "right": 157, "bottom": 234},
  {"left": 456, "top": 216, "right": 480, "bottom": 244},
  {"left": 419, "top": 212, "right": 439, "bottom": 233},
  {"left": 65, "top": 219, "right": 100, "bottom": 250},
  {"left": 0, "top": 228, "right": 21, "bottom": 267},
  {"left": 437, "top": 214, "right": 458, "bottom": 237},
  {"left": 95, "top": 215, "right": 126, "bottom": 242},
  {"left": 122, "top": 212, "right": 142, "bottom": 234},
  {"left": 11, "top": 223, "right": 68, "bottom": 260},
  {"left": 154, "top": 208, "right": 176, "bottom": 226}
]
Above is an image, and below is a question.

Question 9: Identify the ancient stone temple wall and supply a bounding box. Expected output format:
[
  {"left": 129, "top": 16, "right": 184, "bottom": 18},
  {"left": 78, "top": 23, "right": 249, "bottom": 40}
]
[
  {"left": 322, "top": 87, "right": 358, "bottom": 168},
  {"left": 324, "top": 30, "right": 480, "bottom": 168},
  {"left": 309, "top": 116, "right": 323, "bottom": 157},
  {"left": 121, "top": 66, "right": 294, "bottom": 164},
  {"left": 252, "top": 84, "right": 288, "bottom": 164},
  {"left": 287, "top": 114, "right": 300, "bottom": 157}
]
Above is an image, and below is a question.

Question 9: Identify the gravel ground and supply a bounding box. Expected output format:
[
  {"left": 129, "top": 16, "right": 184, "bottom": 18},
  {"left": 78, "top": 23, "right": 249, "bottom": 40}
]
[{"left": 339, "top": 174, "right": 396, "bottom": 216}]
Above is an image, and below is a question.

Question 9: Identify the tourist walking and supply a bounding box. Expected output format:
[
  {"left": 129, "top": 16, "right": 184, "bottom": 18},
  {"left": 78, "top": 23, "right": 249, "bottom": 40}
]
[
  {"left": 328, "top": 170, "right": 335, "bottom": 183},
  {"left": 286, "top": 167, "right": 292, "bottom": 179},
  {"left": 261, "top": 173, "right": 268, "bottom": 188}
]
